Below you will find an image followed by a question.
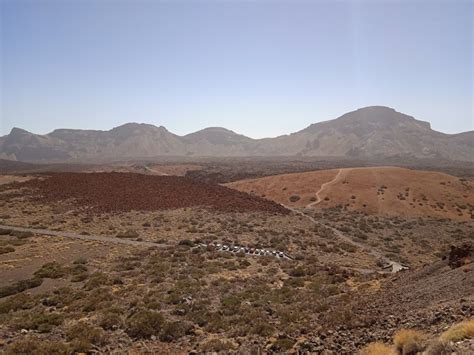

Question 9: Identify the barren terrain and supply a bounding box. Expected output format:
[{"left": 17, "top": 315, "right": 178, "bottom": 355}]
[
  {"left": 227, "top": 167, "right": 474, "bottom": 221},
  {"left": 0, "top": 167, "right": 472, "bottom": 354}
]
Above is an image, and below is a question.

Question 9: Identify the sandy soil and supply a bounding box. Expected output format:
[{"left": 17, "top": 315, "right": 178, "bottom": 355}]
[
  {"left": 227, "top": 167, "right": 474, "bottom": 221},
  {"left": 226, "top": 169, "right": 339, "bottom": 207}
]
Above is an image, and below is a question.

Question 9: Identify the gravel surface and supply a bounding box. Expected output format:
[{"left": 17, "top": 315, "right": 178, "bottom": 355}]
[{"left": 16, "top": 172, "right": 289, "bottom": 214}]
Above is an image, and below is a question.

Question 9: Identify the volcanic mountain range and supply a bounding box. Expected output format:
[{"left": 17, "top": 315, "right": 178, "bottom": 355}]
[{"left": 1, "top": 106, "right": 473, "bottom": 162}]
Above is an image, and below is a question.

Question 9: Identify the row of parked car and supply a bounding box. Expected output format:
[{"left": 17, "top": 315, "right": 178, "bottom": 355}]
[{"left": 203, "top": 242, "right": 292, "bottom": 260}]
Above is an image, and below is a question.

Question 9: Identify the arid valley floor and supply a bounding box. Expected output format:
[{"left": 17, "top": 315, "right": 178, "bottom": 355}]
[{"left": 0, "top": 159, "right": 472, "bottom": 354}]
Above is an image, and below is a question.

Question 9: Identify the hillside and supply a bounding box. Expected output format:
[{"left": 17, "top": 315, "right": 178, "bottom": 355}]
[
  {"left": 226, "top": 167, "right": 474, "bottom": 221},
  {"left": 1, "top": 106, "right": 473, "bottom": 162}
]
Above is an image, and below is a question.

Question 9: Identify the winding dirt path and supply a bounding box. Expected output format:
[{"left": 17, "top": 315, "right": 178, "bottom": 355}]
[
  {"left": 307, "top": 168, "right": 348, "bottom": 208},
  {"left": 283, "top": 205, "right": 405, "bottom": 273},
  {"left": 0, "top": 224, "right": 161, "bottom": 248}
]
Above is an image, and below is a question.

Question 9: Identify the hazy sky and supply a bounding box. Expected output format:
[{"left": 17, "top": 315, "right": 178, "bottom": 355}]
[{"left": 1, "top": 0, "right": 473, "bottom": 138}]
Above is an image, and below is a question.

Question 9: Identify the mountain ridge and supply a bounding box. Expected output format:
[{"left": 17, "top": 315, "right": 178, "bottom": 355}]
[{"left": 1, "top": 106, "right": 473, "bottom": 162}]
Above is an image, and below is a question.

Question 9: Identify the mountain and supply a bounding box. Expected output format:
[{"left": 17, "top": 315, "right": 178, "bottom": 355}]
[
  {"left": 252, "top": 106, "right": 474, "bottom": 161},
  {"left": 1, "top": 106, "right": 473, "bottom": 162},
  {"left": 183, "top": 127, "right": 254, "bottom": 156}
]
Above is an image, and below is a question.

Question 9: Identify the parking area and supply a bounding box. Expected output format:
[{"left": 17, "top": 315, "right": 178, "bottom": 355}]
[{"left": 198, "top": 242, "right": 293, "bottom": 260}]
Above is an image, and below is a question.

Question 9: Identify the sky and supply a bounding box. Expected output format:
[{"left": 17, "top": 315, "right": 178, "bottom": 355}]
[{"left": 1, "top": 0, "right": 473, "bottom": 138}]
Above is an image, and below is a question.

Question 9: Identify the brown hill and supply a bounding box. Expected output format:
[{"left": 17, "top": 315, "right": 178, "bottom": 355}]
[
  {"left": 1, "top": 106, "right": 473, "bottom": 162},
  {"left": 226, "top": 167, "right": 474, "bottom": 221}
]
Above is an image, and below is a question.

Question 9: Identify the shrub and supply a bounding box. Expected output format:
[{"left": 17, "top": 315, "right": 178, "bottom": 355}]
[
  {"left": 0, "top": 228, "right": 12, "bottom": 235},
  {"left": 73, "top": 257, "right": 88, "bottom": 265},
  {"left": 34, "top": 262, "right": 66, "bottom": 279},
  {"left": 199, "top": 338, "right": 234, "bottom": 352},
  {"left": 0, "top": 293, "right": 34, "bottom": 314},
  {"left": 99, "top": 308, "right": 124, "bottom": 330},
  {"left": 289, "top": 195, "right": 301, "bottom": 203},
  {"left": 359, "top": 342, "right": 396, "bottom": 355},
  {"left": 339, "top": 242, "right": 357, "bottom": 253},
  {"left": 13, "top": 311, "right": 64, "bottom": 333},
  {"left": 83, "top": 272, "right": 109, "bottom": 290},
  {"left": 289, "top": 266, "right": 306, "bottom": 277},
  {"left": 3, "top": 337, "right": 70, "bottom": 355},
  {"left": 10, "top": 230, "right": 34, "bottom": 239},
  {"left": 178, "top": 239, "right": 195, "bottom": 247},
  {"left": 0, "top": 277, "right": 43, "bottom": 298},
  {"left": 271, "top": 337, "right": 294, "bottom": 351},
  {"left": 0, "top": 246, "right": 15, "bottom": 254},
  {"left": 220, "top": 295, "right": 241, "bottom": 316},
  {"left": 160, "top": 321, "right": 192, "bottom": 342},
  {"left": 116, "top": 229, "right": 139, "bottom": 239},
  {"left": 440, "top": 319, "right": 474, "bottom": 342},
  {"left": 125, "top": 310, "right": 165, "bottom": 338},
  {"left": 393, "top": 329, "right": 427, "bottom": 354},
  {"left": 67, "top": 321, "right": 106, "bottom": 353},
  {"left": 424, "top": 339, "right": 452, "bottom": 355}
]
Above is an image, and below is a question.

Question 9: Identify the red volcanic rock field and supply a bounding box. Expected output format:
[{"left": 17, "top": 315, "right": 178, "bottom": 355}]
[{"left": 18, "top": 172, "right": 288, "bottom": 214}]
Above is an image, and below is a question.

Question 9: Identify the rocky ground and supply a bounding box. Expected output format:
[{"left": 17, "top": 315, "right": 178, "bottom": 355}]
[{"left": 9, "top": 172, "right": 288, "bottom": 214}]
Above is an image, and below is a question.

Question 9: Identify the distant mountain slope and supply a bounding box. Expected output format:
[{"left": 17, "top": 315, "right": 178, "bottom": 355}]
[{"left": 1, "top": 106, "right": 473, "bottom": 162}]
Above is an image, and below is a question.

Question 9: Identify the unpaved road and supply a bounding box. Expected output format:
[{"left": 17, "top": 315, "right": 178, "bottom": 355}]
[
  {"left": 307, "top": 168, "right": 347, "bottom": 208},
  {"left": 284, "top": 206, "right": 405, "bottom": 273},
  {"left": 0, "top": 224, "right": 161, "bottom": 247}
]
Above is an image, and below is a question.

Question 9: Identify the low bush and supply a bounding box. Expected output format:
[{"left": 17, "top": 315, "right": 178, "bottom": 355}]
[
  {"left": 125, "top": 309, "right": 165, "bottom": 338},
  {"left": 116, "top": 229, "right": 139, "bottom": 238},
  {"left": 0, "top": 246, "right": 15, "bottom": 254},
  {"left": 393, "top": 329, "right": 427, "bottom": 354},
  {"left": 440, "top": 319, "right": 474, "bottom": 342},
  {"left": 289, "top": 195, "right": 301, "bottom": 203},
  {"left": 359, "top": 342, "right": 396, "bottom": 355},
  {"left": 199, "top": 338, "right": 234, "bottom": 352},
  {"left": 99, "top": 308, "right": 124, "bottom": 330},
  {"left": 424, "top": 339, "right": 452, "bottom": 355},
  {"left": 160, "top": 321, "right": 193, "bottom": 342},
  {"left": 271, "top": 337, "right": 294, "bottom": 351},
  {"left": 67, "top": 321, "right": 106, "bottom": 353},
  {"left": 83, "top": 272, "right": 109, "bottom": 290},
  {"left": 12, "top": 311, "right": 64, "bottom": 333},
  {"left": 34, "top": 262, "right": 66, "bottom": 279},
  {"left": 0, "top": 293, "right": 34, "bottom": 314},
  {"left": 0, "top": 277, "right": 43, "bottom": 298},
  {"left": 3, "top": 337, "right": 70, "bottom": 355},
  {"left": 10, "top": 230, "right": 34, "bottom": 239}
]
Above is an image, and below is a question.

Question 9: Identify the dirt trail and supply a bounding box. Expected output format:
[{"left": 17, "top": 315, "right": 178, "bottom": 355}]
[
  {"left": 284, "top": 206, "right": 404, "bottom": 273},
  {"left": 307, "top": 168, "right": 348, "bottom": 208},
  {"left": 0, "top": 224, "right": 161, "bottom": 248}
]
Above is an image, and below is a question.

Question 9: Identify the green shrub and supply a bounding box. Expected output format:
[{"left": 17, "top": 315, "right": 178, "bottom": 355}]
[
  {"left": 12, "top": 311, "right": 64, "bottom": 333},
  {"left": 0, "top": 293, "right": 34, "bottom": 314},
  {"left": 160, "top": 321, "right": 192, "bottom": 342},
  {"left": 289, "top": 195, "right": 301, "bottom": 202},
  {"left": 34, "top": 262, "right": 66, "bottom": 279},
  {"left": 272, "top": 338, "right": 295, "bottom": 351},
  {"left": 99, "top": 308, "right": 124, "bottom": 330},
  {"left": 83, "top": 272, "right": 109, "bottom": 290},
  {"left": 0, "top": 277, "right": 43, "bottom": 298},
  {"left": 67, "top": 321, "right": 106, "bottom": 353},
  {"left": 4, "top": 337, "right": 70, "bottom": 355},
  {"left": 289, "top": 266, "right": 306, "bottom": 277},
  {"left": 125, "top": 310, "right": 165, "bottom": 338}
]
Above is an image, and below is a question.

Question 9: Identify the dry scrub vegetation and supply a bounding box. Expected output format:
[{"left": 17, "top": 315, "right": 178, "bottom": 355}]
[{"left": 0, "top": 173, "right": 472, "bottom": 353}]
